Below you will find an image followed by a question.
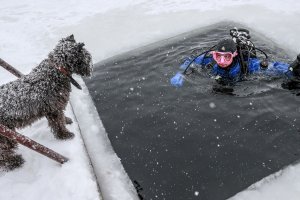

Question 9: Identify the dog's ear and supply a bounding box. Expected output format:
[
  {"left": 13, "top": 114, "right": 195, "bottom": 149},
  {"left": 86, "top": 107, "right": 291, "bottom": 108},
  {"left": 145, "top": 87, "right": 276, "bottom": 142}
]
[{"left": 66, "top": 34, "right": 75, "bottom": 42}]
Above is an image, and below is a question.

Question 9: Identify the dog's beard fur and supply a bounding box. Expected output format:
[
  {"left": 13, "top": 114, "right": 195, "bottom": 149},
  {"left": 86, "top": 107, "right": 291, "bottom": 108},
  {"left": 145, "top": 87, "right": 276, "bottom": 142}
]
[{"left": 0, "top": 35, "right": 93, "bottom": 170}]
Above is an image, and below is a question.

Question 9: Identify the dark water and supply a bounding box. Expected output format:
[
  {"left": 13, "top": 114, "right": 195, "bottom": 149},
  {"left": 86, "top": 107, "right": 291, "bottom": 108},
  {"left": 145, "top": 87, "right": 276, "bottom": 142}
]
[{"left": 85, "top": 22, "right": 300, "bottom": 200}]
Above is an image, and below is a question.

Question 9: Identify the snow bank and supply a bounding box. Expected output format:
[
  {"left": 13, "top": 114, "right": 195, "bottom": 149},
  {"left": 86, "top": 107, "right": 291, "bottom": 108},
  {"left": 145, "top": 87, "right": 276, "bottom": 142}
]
[{"left": 70, "top": 78, "right": 139, "bottom": 200}]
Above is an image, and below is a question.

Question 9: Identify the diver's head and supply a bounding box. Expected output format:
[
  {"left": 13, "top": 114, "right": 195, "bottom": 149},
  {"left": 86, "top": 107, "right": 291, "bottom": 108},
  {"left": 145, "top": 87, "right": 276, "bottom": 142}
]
[{"left": 212, "top": 38, "right": 238, "bottom": 68}]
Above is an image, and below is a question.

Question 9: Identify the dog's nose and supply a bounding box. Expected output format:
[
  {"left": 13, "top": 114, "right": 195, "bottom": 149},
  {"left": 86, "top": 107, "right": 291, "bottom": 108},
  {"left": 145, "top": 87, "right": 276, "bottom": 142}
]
[{"left": 78, "top": 43, "right": 85, "bottom": 50}]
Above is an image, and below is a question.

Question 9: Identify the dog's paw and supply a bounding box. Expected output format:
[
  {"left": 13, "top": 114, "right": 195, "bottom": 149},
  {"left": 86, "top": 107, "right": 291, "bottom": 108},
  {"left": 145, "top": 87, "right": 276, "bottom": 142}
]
[
  {"left": 65, "top": 117, "right": 73, "bottom": 125},
  {"left": 56, "top": 131, "right": 75, "bottom": 140},
  {"left": 0, "top": 153, "right": 24, "bottom": 171}
]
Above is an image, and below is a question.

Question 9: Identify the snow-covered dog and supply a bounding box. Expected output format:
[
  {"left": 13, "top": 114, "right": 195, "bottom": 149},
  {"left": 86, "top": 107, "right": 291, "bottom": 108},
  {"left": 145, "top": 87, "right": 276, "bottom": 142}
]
[{"left": 0, "top": 35, "right": 93, "bottom": 170}]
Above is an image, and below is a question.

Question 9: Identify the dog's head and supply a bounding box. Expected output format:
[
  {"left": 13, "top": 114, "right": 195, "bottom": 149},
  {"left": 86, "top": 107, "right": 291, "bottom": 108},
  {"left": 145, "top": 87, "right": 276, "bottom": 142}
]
[{"left": 49, "top": 35, "right": 93, "bottom": 76}]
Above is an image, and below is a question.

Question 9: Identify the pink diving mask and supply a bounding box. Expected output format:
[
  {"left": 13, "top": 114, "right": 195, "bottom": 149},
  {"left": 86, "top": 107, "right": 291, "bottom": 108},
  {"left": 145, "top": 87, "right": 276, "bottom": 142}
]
[{"left": 212, "top": 51, "right": 238, "bottom": 68}]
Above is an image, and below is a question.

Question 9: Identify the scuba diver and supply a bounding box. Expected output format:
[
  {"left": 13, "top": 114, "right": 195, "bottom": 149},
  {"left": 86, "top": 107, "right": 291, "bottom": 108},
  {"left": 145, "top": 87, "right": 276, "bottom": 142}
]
[{"left": 171, "top": 28, "right": 300, "bottom": 87}]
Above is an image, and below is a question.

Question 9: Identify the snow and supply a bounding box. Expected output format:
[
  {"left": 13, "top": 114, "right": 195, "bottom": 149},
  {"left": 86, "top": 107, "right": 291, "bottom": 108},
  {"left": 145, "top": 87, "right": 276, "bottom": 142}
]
[
  {"left": 229, "top": 165, "right": 300, "bottom": 200},
  {"left": 0, "top": 106, "right": 101, "bottom": 200},
  {"left": 0, "top": 0, "right": 300, "bottom": 200}
]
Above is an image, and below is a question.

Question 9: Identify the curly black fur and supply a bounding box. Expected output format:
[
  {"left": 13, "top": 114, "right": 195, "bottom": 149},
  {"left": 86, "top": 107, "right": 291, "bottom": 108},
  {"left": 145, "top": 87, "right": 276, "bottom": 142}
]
[{"left": 0, "top": 35, "right": 93, "bottom": 170}]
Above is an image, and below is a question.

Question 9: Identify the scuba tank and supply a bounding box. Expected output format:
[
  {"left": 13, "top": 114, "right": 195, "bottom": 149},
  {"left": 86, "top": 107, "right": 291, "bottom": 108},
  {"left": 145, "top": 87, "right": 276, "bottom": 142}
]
[
  {"left": 230, "top": 28, "right": 269, "bottom": 74},
  {"left": 230, "top": 28, "right": 256, "bottom": 58}
]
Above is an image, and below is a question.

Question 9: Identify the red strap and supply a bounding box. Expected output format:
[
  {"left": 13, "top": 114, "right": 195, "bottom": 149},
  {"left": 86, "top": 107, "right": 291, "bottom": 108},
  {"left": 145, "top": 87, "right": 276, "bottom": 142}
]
[{"left": 56, "top": 66, "right": 69, "bottom": 76}]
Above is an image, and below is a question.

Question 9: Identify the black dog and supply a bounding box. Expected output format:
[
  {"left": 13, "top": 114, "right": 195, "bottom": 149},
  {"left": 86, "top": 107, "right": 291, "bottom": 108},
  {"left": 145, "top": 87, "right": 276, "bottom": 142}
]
[{"left": 0, "top": 35, "right": 93, "bottom": 170}]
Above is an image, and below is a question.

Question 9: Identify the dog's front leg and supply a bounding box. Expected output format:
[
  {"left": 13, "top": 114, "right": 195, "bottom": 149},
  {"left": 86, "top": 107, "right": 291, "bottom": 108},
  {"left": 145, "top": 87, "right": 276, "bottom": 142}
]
[{"left": 46, "top": 112, "right": 75, "bottom": 140}]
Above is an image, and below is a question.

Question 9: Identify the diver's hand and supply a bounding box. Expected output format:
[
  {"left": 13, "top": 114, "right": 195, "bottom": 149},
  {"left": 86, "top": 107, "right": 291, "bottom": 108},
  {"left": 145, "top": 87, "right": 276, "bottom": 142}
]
[{"left": 171, "top": 72, "right": 184, "bottom": 87}]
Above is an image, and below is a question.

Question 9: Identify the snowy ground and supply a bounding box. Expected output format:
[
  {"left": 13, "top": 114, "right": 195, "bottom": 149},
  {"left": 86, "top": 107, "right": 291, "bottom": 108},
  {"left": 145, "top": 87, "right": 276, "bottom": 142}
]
[{"left": 0, "top": 0, "right": 300, "bottom": 200}]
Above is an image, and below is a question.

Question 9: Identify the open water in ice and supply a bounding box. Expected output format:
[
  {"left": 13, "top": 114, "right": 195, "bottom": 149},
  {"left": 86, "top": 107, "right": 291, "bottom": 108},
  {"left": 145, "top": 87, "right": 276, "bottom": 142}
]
[{"left": 85, "top": 23, "right": 300, "bottom": 200}]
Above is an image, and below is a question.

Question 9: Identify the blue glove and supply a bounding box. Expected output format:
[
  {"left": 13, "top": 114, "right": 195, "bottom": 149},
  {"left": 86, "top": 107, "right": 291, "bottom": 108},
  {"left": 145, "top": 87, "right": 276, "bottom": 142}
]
[{"left": 171, "top": 72, "right": 184, "bottom": 87}]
